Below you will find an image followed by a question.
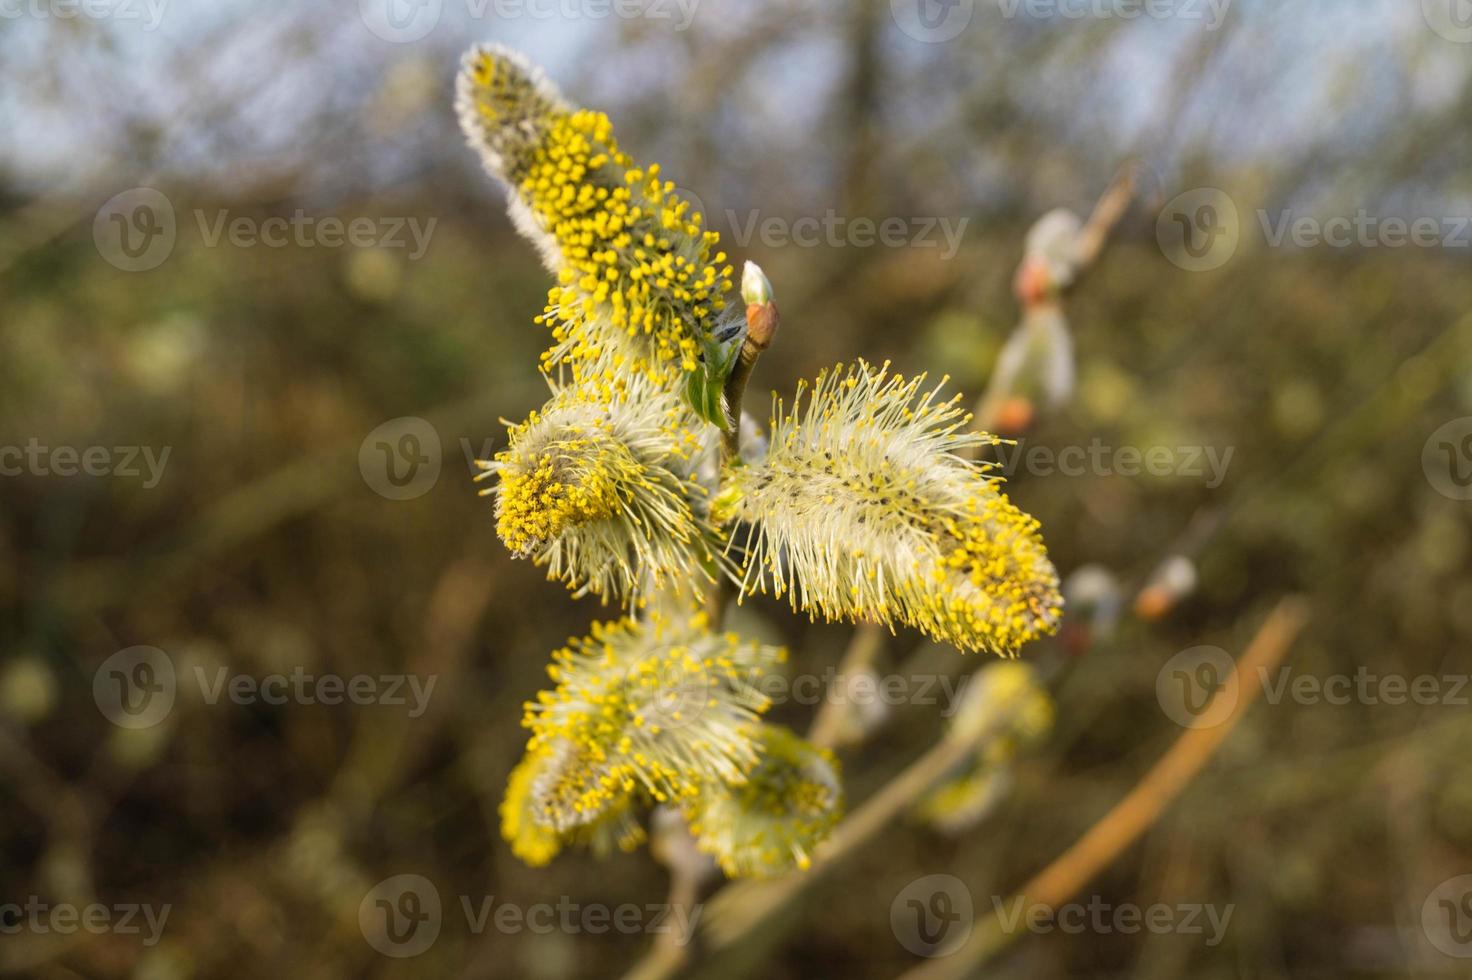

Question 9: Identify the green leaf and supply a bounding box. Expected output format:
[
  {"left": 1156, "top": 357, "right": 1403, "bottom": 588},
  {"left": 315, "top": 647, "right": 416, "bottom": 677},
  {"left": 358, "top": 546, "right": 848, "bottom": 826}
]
[{"left": 683, "top": 327, "right": 743, "bottom": 427}]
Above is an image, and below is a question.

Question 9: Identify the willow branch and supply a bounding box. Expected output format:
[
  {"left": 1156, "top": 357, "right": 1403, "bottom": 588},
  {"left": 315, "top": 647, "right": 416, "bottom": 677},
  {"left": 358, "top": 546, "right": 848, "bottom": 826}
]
[
  {"left": 899, "top": 596, "right": 1310, "bottom": 980},
  {"left": 1072, "top": 159, "right": 1141, "bottom": 272},
  {"left": 807, "top": 621, "right": 887, "bottom": 750},
  {"left": 721, "top": 293, "right": 779, "bottom": 460},
  {"left": 618, "top": 698, "right": 1003, "bottom": 980}
]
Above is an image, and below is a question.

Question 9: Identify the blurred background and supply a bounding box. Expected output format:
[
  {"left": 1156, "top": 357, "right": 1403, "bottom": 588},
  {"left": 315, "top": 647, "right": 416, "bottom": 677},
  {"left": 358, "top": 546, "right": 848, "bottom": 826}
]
[{"left": 4, "top": 0, "right": 1472, "bottom": 976}]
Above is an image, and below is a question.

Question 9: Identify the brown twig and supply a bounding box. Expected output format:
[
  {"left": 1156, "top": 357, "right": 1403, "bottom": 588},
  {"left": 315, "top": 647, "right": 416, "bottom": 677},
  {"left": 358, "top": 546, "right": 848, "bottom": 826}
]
[
  {"left": 1071, "top": 160, "right": 1142, "bottom": 274},
  {"left": 898, "top": 596, "right": 1310, "bottom": 980},
  {"left": 807, "top": 622, "right": 887, "bottom": 751},
  {"left": 721, "top": 295, "right": 779, "bottom": 460},
  {"left": 618, "top": 685, "right": 1014, "bottom": 980}
]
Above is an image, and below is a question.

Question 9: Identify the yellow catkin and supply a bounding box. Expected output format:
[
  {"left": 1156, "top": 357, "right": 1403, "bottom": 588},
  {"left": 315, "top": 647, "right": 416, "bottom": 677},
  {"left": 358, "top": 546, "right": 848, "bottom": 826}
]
[
  {"left": 504, "top": 611, "right": 784, "bottom": 845},
  {"left": 458, "top": 44, "right": 733, "bottom": 386},
  {"left": 480, "top": 374, "right": 723, "bottom": 605},
  {"left": 729, "top": 360, "right": 1064, "bottom": 655},
  {"left": 681, "top": 725, "right": 842, "bottom": 878}
]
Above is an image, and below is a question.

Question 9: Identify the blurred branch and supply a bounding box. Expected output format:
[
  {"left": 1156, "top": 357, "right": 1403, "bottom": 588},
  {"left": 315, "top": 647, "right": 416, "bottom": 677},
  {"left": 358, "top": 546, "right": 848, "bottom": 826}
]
[
  {"left": 1071, "top": 160, "right": 1141, "bottom": 274},
  {"left": 899, "top": 596, "right": 1309, "bottom": 980},
  {"left": 623, "top": 675, "right": 1031, "bottom": 980},
  {"left": 807, "top": 621, "right": 886, "bottom": 751}
]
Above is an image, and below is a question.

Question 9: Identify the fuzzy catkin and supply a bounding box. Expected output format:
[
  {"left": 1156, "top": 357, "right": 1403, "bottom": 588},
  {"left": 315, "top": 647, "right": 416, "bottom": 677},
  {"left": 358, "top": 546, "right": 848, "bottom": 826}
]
[
  {"left": 457, "top": 43, "right": 733, "bottom": 386},
  {"left": 481, "top": 372, "right": 724, "bottom": 605},
  {"left": 727, "top": 360, "right": 1063, "bottom": 655}
]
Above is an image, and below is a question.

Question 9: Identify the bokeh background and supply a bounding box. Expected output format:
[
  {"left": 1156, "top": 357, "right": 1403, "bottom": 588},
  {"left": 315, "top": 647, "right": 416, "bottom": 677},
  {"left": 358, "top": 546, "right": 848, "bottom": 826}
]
[{"left": 4, "top": 0, "right": 1472, "bottom": 977}]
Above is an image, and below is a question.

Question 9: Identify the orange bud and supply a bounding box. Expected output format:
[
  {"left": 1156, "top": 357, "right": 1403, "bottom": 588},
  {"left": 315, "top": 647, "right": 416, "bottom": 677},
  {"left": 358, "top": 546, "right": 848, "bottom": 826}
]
[
  {"left": 1133, "top": 585, "right": 1173, "bottom": 622},
  {"left": 1013, "top": 256, "right": 1052, "bottom": 305},
  {"left": 993, "top": 396, "right": 1036, "bottom": 435},
  {"left": 1132, "top": 556, "right": 1197, "bottom": 621},
  {"left": 745, "top": 301, "right": 779, "bottom": 351}
]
